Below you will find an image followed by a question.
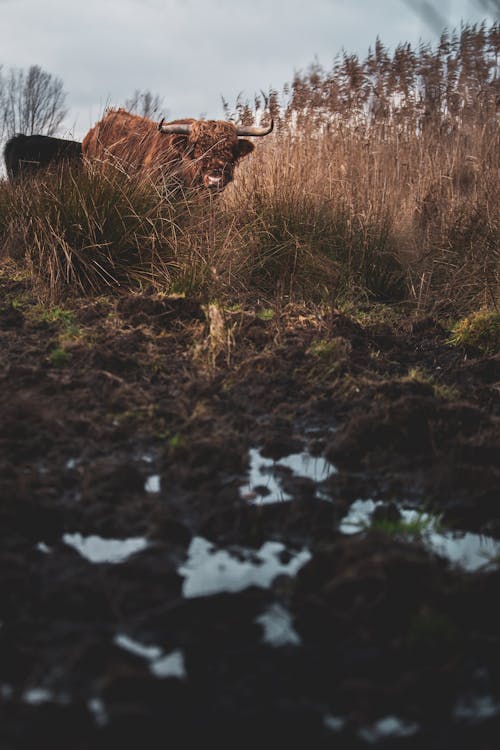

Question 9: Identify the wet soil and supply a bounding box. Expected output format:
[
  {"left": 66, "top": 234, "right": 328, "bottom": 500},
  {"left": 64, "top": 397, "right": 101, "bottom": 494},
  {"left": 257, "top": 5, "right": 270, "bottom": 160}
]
[{"left": 1, "top": 272, "right": 499, "bottom": 748}]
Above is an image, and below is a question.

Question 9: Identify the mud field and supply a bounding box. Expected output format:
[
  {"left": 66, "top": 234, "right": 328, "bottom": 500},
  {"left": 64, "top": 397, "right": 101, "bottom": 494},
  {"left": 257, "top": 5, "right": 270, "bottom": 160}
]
[{"left": 1, "top": 272, "right": 499, "bottom": 749}]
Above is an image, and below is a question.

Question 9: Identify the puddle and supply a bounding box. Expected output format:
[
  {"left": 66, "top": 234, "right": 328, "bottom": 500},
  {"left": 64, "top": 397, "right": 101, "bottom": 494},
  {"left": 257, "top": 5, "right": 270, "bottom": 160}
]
[
  {"left": 88, "top": 697, "right": 108, "bottom": 726},
  {"left": 178, "top": 537, "right": 311, "bottom": 598},
  {"left": 23, "top": 687, "right": 55, "bottom": 705},
  {"left": 22, "top": 687, "right": 69, "bottom": 706},
  {"left": 240, "top": 448, "right": 336, "bottom": 504},
  {"left": 144, "top": 474, "right": 161, "bottom": 493},
  {"left": 339, "top": 499, "right": 379, "bottom": 535},
  {"left": 150, "top": 649, "right": 186, "bottom": 679},
  {"left": 453, "top": 694, "right": 500, "bottom": 721},
  {"left": 427, "top": 531, "right": 500, "bottom": 573},
  {"left": 255, "top": 603, "right": 301, "bottom": 647},
  {"left": 62, "top": 534, "right": 149, "bottom": 564},
  {"left": 36, "top": 542, "right": 51, "bottom": 554},
  {"left": 358, "top": 715, "right": 420, "bottom": 742},
  {"left": 114, "top": 633, "right": 186, "bottom": 679},
  {"left": 324, "top": 714, "right": 347, "bottom": 732},
  {"left": 339, "top": 500, "right": 500, "bottom": 572},
  {"left": 114, "top": 634, "right": 162, "bottom": 661}
]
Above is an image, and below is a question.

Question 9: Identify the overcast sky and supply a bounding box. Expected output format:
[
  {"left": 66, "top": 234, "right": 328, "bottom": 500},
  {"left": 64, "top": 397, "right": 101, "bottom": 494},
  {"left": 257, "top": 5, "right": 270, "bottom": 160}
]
[{"left": 1, "top": 0, "right": 497, "bottom": 139}]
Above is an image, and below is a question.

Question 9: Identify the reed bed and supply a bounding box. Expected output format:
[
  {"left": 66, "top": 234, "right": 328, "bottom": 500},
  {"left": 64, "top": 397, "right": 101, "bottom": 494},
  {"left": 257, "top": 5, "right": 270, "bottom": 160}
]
[{"left": 1, "top": 22, "right": 498, "bottom": 313}]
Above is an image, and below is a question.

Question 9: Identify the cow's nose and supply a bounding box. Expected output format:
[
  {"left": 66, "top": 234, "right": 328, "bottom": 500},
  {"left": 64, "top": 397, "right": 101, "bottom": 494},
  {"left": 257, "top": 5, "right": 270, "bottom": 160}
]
[{"left": 204, "top": 174, "right": 224, "bottom": 189}]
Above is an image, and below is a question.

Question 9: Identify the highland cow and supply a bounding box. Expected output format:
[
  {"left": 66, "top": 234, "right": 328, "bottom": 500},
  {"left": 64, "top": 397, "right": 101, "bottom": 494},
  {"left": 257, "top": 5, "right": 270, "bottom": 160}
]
[
  {"left": 4, "top": 134, "right": 82, "bottom": 180},
  {"left": 82, "top": 108, "right": 273, "bottom": 191}
]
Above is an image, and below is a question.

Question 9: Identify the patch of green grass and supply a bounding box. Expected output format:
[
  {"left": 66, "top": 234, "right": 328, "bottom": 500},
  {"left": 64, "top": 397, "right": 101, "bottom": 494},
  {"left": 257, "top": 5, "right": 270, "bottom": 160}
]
[
  {"left": 168, "top": 433, "right": 184, "bottom": 452},
  {"left": 402, "top": 367, "right": 432, "bottom": 385},
  {"left": 447, "top": 309, "right": 500, "bottom": 355},
  {"left": 48, "top": 346, "right": 72, "bottom": 367},
  {"left": 342, "top": 301, "right": 406, "bottom": 328},
  {"left": 403, "top": 367, "right": 459, "bottom": 401},
  {"left": 43, "top": 307, "right": 79, "bottom": 332},
  {"left": 31, "top": 304, "right": 83, "bottom": 340},
  {"left": 308, "top": 336, "right": 351, "bottom": 362},
  {"left": 256, "top": 307, "right": 274, "bottom": 321},
  {"left": 369, "top": 511, "right": 441, "bottom": 539}
]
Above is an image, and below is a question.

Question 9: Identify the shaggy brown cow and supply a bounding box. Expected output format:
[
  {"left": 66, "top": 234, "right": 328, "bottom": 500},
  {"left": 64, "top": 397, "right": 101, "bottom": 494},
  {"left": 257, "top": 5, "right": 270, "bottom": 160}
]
[{"left": 82, "top": 108, "right": 273, "bottom": 190}]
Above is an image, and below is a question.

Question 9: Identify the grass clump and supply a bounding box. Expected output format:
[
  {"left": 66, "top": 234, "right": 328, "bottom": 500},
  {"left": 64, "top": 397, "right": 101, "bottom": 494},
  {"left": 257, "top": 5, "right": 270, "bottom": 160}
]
[
  {"left": 308, "top": 337, "right": 352, "bottom": 363},
  {"left": 0, "top": 162, "right": 198, "bottom": 300},
  {"left": 48, "top": 346, "right": 72, "bottom": 367},
  {"left": 447, "top": 309, "right": 500, "bottom": 355},
  {"left": 403, "top": 368, "right": 460, "bottom": 401},
  {"left": 38, "top": 305, "right": 81, "bottom": 337},
  {"left": 369, "top": 512, "right": 441, "bottom": 540}
]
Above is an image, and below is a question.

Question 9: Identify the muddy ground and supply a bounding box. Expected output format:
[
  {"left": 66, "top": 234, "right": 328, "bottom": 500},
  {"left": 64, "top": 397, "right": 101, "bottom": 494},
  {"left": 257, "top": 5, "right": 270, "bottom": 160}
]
[{"left": 1, "top": 270, "right": 499, "bottom": 749}]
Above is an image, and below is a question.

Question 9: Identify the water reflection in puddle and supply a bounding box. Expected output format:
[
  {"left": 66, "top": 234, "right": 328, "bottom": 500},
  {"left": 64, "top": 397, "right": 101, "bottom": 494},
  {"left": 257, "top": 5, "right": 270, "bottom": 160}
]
[
  {"left": 88, "top": 697, "right": 108, "bottom": 727},
  {"left": 453, "top": 694, "right": 500, "bottom": 721},
  {"left": 240, "top": 448, "right": 337, "bottom": 504},
  {"left": 358, "top": 715, "right": 420, "bottom": 742},
  {"left": 114, "top": 633, "right": 186, "bottom": 679},
  {"left": 150, "top": 650, "right": 186, "bottom": 679},
  {"left": 62, "top": 533, "right": 149, "bottom": 564},
  {"left": 339, "top": 500, "right": 500, "bottom": 572},
  {"left": 36, "top": 542, "right": 51, "bottom": 554},
  {"left": 255, "top": 603, "right": 301, "bottom": 647},
  {"left": 22, "top": 687, "right": 54, "bottom": 705},
  {"left": 144, "top": 474, "right": 161, "bottom": 493},
  {"left": 178, "top": 537, "right": 311, "bottom": 598},
  {"left": 114, "top": 634, "right": 162, "bottom": 661},
  {"left": 22, "top": 687, "right": 69, "bottom": 706}
]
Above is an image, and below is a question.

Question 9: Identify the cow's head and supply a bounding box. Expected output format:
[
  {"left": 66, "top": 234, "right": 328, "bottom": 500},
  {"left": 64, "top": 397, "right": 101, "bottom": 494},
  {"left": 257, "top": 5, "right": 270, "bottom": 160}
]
[{"left": 158, "top": 118, "right": 273, "bottom": 190}]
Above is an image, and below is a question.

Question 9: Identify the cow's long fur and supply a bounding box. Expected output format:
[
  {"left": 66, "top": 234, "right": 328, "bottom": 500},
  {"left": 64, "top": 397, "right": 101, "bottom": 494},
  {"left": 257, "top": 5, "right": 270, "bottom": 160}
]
[
  {"left": 82, "top": 108, "right": 254, "bottom": 190},
  {"left": 4, "top": 134, "right": 82, "bottom": 180}
]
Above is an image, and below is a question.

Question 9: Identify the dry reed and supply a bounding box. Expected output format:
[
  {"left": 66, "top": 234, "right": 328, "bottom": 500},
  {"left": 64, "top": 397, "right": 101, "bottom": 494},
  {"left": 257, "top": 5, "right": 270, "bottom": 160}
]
[{"left": 0, "top": 22, "right": 498, "bottom": 313}]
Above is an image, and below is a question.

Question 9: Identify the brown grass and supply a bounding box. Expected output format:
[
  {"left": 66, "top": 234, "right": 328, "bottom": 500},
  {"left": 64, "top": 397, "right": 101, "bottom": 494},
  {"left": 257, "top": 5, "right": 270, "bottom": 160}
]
[{"left": 1, "top": 22, "right": 498, "bottom": 314}]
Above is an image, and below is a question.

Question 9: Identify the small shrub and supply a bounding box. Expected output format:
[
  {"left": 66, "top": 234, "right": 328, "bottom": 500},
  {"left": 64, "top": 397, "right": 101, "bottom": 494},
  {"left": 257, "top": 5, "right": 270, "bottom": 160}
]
[{"left": 448, "top": 309, "right": 500, "bottom": 354}]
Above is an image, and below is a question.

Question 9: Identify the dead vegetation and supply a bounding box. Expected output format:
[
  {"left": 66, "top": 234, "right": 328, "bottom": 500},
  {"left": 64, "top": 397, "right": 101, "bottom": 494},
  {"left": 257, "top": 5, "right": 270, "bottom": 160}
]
[{"left": 0, "top": 22, "right": 498, "bottom": 316}]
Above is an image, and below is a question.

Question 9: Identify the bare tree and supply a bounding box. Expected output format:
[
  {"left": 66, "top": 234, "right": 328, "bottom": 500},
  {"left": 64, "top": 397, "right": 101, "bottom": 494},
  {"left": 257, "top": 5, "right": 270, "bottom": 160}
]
[
  {"left": 124, "top": 89, "right": 164, "bottom": 119},
  {"left": 1, "top": 65, "right": 67, "bottom": 137}
]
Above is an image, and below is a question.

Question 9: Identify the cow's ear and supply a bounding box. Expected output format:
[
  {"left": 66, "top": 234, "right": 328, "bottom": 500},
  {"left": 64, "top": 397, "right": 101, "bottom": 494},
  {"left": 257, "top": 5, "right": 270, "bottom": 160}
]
[{"left": 235, "top": 139, "right": 254, "bottom": 160}]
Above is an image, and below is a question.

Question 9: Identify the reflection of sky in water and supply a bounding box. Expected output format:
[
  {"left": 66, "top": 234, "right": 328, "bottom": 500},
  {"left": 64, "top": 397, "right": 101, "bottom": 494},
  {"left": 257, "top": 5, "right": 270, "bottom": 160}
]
[
  {"left": 255, "top": 603, "right": 301, "bottom": 647},
  {"left": 88, "top": 697, "right": 108, "bottom": 727},
  {"left": 62, "top": 533, "right": 149, "bottom": 564},
  {"left": 453, "top": 694, "right": 500, "bottom": 720},
  {"left": 339, "top": 500, "right": 500, "bottom": 572},
  {"left": 358, "top": 715, "right": 420, "bottom": 742},
  {"left": 114, "top": 633, "right": 186, "bottom": 679},
  {"left": 144, "top": 474, "right": 161, "bottom": 493},
  {"left": 324, "top": 713, "right": 420, "bottom": 739},
  {"left": 178, "top": 536, "right": 311, "bottom": 598},
  {"left": 240, "top": 448, "right": 337, "bottom": 504}
]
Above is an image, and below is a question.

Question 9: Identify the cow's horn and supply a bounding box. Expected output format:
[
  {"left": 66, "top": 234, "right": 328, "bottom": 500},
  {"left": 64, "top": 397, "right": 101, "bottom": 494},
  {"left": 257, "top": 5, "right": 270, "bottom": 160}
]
[
  {"left": 236, "top": 120, "right": 274, "bottom": 137},
  {"left": 158, "top": 118, "right": 192, "bottom": 135}
]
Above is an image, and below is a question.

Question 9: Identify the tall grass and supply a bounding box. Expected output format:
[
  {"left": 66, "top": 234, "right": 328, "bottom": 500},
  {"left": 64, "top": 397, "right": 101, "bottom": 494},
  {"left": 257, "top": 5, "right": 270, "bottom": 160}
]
[{"left": 1, "top": 22, "right": 498, "bottom": 312}]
